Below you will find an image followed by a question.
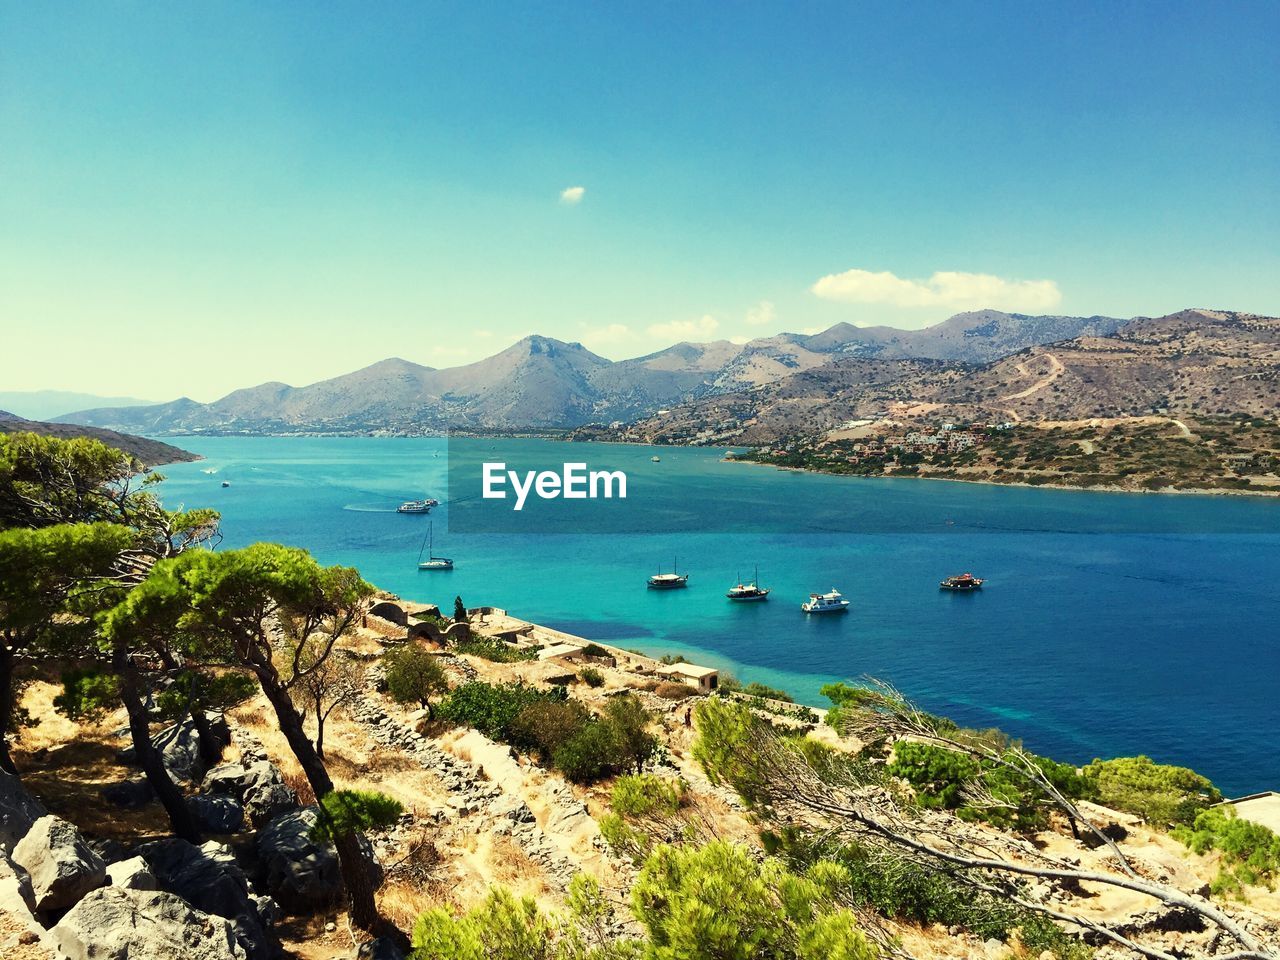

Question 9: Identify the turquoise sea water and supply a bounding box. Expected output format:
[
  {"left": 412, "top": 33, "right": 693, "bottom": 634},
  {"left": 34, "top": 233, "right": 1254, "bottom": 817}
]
[{"left": 156, "top": 436, "right": 1280, "bottom": 796}]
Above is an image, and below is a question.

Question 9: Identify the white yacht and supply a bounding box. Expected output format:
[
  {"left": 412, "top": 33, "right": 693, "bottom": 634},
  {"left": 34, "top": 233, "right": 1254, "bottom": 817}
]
[{"left": 801, "top": 588, "right": 849, "bottom": 613}]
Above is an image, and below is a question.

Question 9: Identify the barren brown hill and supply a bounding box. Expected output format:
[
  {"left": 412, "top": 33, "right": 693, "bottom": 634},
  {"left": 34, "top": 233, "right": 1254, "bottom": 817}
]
[{"left": 615, "top": 309, "right": 1280, "bottom": 444}]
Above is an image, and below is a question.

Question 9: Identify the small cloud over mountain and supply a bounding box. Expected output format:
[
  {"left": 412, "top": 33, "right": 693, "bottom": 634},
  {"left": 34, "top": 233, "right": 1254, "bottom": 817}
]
[
  {"left": 647, "top": 314, "right": 719, "bottom": 341},
  {"left": 811, "top": 268, "right": 1061, "bottom": 311},
  {"left": 560, "top": 185, "right": 586, "bottom": 205},
  {"left": 745, "top": 300, "right": 776, "bottom": 327},
  {"left": 577, "top": 322, "right": 633, "bottom": 351}
]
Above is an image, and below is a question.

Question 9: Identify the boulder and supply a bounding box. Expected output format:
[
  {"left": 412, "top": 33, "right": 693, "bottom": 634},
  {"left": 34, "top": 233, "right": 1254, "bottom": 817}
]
[
  {"left": 188, "top": 795, "right": 245, "bottom": 834},
  {"left": 204, "top": 761, "right": 298, "bottom": 827},
  {"left": 136, "top": 838, "right": 275, "bottom": 960},
  {"left": 0, "top": 767, "right": 46, "bottom": 854},
  {"left": 357, "top": 936, "right": 408, "bottom": 960},
  {"left": 203, "top": 763, "right": 251, "bottom": 796},
  {"left": 48, "top": 886, "right": 248, "bottom": 960},
  {"left": 257, "top": 806, "right": 379, "bottom": 913},
  {"left": 12, "top": 814, "right": 106, "bottom": 913},
  {"left": 0, "top": 848, "right": 36, "bottom": 914},
  {"left": 241, "top": 763, "right": 299, "bottom": 828},
  {"left": 105, "top": 856, "right": 156, "bottom": 891},
  {"left": 120, "top": 714, "right": 231, "bottom": 784}
]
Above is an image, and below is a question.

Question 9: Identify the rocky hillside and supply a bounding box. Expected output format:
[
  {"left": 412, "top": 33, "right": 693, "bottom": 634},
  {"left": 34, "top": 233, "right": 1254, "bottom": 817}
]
[
  {"left": 3, "top": 607, "right": 1277, "bottom": 960},
  {"left": 0, "top": 412, "right": 198, "bottom": 466},
  {"left": 616, "top": 309, "right": 1280, "bottom": 445},
  {"left": 55, "top": 310, "right": 1143, "bottom": 435}
]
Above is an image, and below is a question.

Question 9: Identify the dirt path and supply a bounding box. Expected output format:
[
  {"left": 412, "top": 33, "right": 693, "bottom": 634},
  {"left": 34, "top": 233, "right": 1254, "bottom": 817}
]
[{"left": 1001, "top": 353, "right": 1065, "bottom": 401}]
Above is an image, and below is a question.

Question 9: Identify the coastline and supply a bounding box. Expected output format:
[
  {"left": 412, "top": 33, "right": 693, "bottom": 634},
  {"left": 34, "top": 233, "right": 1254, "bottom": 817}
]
[{"left": 726, "top": 456, "right": 1280, "bottom": 500}]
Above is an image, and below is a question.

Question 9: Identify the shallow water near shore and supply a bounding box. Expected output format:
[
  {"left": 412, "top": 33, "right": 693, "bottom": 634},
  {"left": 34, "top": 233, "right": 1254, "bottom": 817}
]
[{"left": 158, "top": 435, "right": 1280, "bottom": 796}]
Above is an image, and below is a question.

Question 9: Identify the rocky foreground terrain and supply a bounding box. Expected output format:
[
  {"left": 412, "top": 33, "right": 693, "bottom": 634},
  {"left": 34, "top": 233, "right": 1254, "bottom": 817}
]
[{"left": 1, "top": 610, "right": 1276, "bottom": 960}]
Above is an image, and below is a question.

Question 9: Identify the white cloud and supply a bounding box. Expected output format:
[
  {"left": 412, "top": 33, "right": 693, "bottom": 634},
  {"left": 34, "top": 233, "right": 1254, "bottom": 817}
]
[
  {"left": 811, "top": 268, "right": 1062, "bottom": 311},
  {"left": 577, "top": 322, "right": 633, "bottom": 350},
  {"left": 560, "top": 185, "right": 586, "bottom": 205},
  {"left": 646, "top": 314, "right": 720, "bottom": 342},
  {"left": 745, "top": 300, "right": 777, "bottom": 327}
]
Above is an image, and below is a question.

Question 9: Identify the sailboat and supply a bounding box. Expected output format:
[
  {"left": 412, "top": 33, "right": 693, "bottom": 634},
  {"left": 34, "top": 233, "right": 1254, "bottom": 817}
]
[
  {"left": 417, "top": 522, "right": 454, "bottom": 571},
  {"left": 647, "top": 556, "right": 688, "bottom": 589},
  {"left": 726, "top": 565, "right": 769, "bottom": 601}
]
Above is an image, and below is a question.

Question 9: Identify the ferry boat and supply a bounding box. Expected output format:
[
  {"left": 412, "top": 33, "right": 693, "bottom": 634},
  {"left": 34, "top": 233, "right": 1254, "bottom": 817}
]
[
  {"left": 397, "top": 498, "right": 437, "bottom": 514},
  {"left": 647, "top": 558, "right": 688, "bottom": 589},
  {"left": 417, "top": 523, "right": 453, "bottom": 571},
  {"left": 726, "top": 566, "right": 770, "bottom": 601},
  {"left": 802, "top": 588, "right": 849, "bottom": 613},
  {"left": 939, "top": 572, "right": 984, "bottom": 592}
]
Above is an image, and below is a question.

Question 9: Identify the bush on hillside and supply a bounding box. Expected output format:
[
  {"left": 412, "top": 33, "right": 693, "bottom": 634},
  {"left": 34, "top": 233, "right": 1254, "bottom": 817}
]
[
  {"left": 654, "top": 682, "right": 697, "bottom": 700},
  {"left": 578, "top": 666, "right": 605, "bottom": 687},
  {"left": 383, "top": 643, "right": 450, "bottom": 713},
  {"left": 437, "top": 681, "right": 566, "bottom": 741},
  {"left": 1173, "top": 806, "right": 1280, "bottom": 896},
  {"left": 1083, "top": 755, "right": 1222, "bottom": 826},
  {"left": 509, "top": 699, "right": 590, "bottom": 757},
  {"left": 453, "top": 637, "right": 537, "bottom": 663}
]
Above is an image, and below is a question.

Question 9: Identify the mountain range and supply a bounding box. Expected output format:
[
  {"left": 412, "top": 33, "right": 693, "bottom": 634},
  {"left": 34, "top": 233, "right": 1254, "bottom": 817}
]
[
  {"left": 0, "top": 390, "right": 157, "bottom": 422},
  {"left": 55, "top": 310, "right": 1133, "bottom": 434},
  {"left": 615, "top": 309, "right": 1280, "bottom": 445}
]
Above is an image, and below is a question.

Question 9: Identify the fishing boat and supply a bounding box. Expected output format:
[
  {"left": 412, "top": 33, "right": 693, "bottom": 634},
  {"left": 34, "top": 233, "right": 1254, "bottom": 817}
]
[
  {"left": 650, "top": 455, "right": 661, "bottom": 462},
  {"left": 939, "top": 572, "right": 984, "bottom": 591},
  {"left": 221, "top": 480, "right": 231, "bottom": 488},
  {"left": 647, "top": 557, "right": 688, "bottom": 589},
  {"left": 417, "top": 523, "right": 453, "bottom": 571},
  {"left": 801, "top": 588, "right": 849, "bottom": 613},
  {"left": 397, "top": 498, "right": 436, "bottom": 514},
  {"left": 726, "top": 566, "right": 770, "bottom": 601}
]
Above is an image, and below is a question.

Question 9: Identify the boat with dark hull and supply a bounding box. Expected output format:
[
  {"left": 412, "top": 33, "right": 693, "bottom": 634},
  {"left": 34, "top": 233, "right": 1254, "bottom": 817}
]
[
  {"left": 940, "top": 573, "right": 984, "bottom": 591},
  {"left": 648, "top": 557, "right": 688, "bottom": 589}
]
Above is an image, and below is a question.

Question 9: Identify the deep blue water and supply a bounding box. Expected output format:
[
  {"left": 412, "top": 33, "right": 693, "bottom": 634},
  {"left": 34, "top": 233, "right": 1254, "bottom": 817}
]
[{"left": 156, "top": 436, "right": 1280, "bottom": 796}]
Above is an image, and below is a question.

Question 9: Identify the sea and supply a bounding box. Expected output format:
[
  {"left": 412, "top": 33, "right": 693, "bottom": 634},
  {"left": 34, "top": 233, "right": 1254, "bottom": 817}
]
[{"left": 154, "top": 435, "right": 1280, "bottom": 796}]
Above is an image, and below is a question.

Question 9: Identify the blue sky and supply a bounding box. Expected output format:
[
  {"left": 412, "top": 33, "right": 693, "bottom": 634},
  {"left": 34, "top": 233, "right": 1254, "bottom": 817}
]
[{"left": 2, "top": 2, "right": 1277, "bottom": 401}]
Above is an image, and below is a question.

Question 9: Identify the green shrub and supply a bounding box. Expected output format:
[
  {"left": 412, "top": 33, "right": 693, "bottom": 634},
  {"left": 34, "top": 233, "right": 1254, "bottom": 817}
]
[
  {"left": 611, "top": 774, "right": 683, "bottom": 818},
  {"left": 766, "top": 829, "right": 1091, "bottom": 958},
  {"left": 554, "top": 721, "right": 622, "bottom": 784},
  {"left": 740, "top": 681, "right": 793, "bottom": 703},
  {"left": 888, "top": 741, "right": 1093, "bottom": 831},
  {"left": 311, "top": 789, "right": 404, "bottom": 843},
  {"left": 1083, "top": 756, "right": 1221, "bottom": 826},
  {"left": 887, "top": 742, "right": 978, "bottom": 810},
  {"left": 509, "top": 699, "right": 590, "bottom": 757},
  {"left": 453, "top": 637, "right": 537, "bottom": 663},
  {"left": 578, "top": 666, "right": 605, "bottom": 687},
  {"left": 438, "top": 682, "right": 566, "bottom": 741},
  {"left": 383, "top": 643, "right": 450, "bottom": 711},
  {"left": 552, "top": 695, "right": 656, "bottom": 784},
  {"left": 1173, "top": 806, "right": 1280, "bottom": 896},
  {"left": 53, "top": 668, "right": 120, "bottom": 721},
  {"left": 632, "top": 841, "right": 876, "bottom": 960},
  {"left": 580, "top": 643, "right": 610, "bottom": 658}
]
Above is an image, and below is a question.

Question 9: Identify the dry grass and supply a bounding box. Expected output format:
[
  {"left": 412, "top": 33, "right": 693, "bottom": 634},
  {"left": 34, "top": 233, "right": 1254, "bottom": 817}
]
[
  {"left": 487, "top": 834, "right": 541, "bottom": 886},
  {"left": 281, "top": 769, "right": 318, "bottom": 806},
  {"left": 12, "top": 682, "right": 173, "bottom": 846}
]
